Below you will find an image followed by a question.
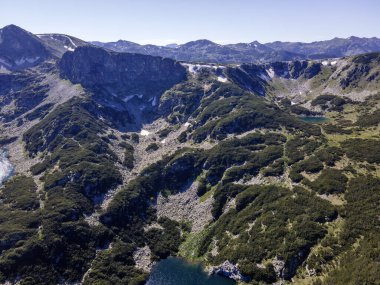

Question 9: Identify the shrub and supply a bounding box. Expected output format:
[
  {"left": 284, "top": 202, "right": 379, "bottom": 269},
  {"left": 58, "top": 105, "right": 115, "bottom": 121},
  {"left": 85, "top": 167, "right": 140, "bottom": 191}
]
[
  {"left": 293, "top": 156, "right": 324, "bottom": 174},
  {"left": 199, "top": 185, "right": 336, "bottom": 282},
  {"left": 131, "top": 133, "right": 139, "bottom": 143},
  {"left": 145, "top": 143, "right": 159, "bottom": 152},
  {"left": 119, "top": 142, "right": 134, "bottom": 169},
  {"left": 356, "top": 109, "right": 380, "bottom": 127},
  {"left": 311, "top": 94, "right": 348, "bottom": 111},
  {"left": 315, "top": 147, "right": 343, "bottom": 166},
  {"left": 0, "top": 175, "right": 39, "bottom": 210},
  {"left": 341, "top": 139, "right": 380, "bottom": 163},
  {"left": 306, "top": 168, "right": 348, "bottom": 194}
]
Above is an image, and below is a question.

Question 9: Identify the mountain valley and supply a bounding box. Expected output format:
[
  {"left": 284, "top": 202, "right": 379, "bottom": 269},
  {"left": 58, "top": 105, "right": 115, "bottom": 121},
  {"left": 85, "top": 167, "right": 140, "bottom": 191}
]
[{"left": 0, "top": 24, "right": 379, "bottom": 285}]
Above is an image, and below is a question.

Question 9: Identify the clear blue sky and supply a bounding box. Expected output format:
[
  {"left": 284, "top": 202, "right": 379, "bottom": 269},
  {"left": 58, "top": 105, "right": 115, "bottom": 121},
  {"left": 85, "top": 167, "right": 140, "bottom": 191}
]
[{"left": 0, "top": 0, "right": 379, "bottom": 45}]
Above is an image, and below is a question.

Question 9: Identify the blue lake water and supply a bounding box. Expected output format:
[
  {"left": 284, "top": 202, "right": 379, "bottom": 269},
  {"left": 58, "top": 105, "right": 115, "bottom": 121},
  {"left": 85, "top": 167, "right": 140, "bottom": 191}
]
[
  {"left": 0, "top": 149, "right": 13, "bottom": 185},
  {"left": 299, "top": 116, "right": 329, "bottom": 123},
  {"left": 146, "top": 257, "right": 236, "bottom": 285}
]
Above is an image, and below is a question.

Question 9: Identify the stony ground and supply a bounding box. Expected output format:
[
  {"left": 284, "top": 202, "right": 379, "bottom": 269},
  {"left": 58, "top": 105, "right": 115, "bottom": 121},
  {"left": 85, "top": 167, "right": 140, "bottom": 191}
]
[{"left": 156, "top": 181, "right": 214, "bottom": 233}]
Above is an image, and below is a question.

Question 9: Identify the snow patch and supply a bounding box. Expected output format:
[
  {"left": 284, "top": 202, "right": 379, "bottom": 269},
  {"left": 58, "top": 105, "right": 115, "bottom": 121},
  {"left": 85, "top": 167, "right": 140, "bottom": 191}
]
[
  {"left": 62, "top": 35, "right": 77, "bottom": 48},
  {"left": 0, "top": 65, "right": 10, "bottom": 73},
  {"left": 266, "top": 68, "right": 275, "bottom": 78},
  {"left": 64, "top": 45, "right": 75, "bottom": 52},
  {"left": 322, "top": 60, "right": 337, "bottom": 66},
  {"left": 258, "top": 73, "right": 269, "bottom": 81},
  {"left": 123, "top": 94, "right": 143, "bottom": 102},
  {"left": 140, "top": 130, "right": 150, "bottom": 136},
  {"left": 182, "top": 63, "right": 215, "bottom": 74},
  {"left": 152, "top": 96, "right": 158, "bottom": 106},
  {"left": 212, "top": 65, "right": 226, "bottom": 70},
  {"left": 123, "top": 95, "right": 135, "bottom": 102},
  {"left": 0, "top": 150, "right": 13, "bottom": 185},
  {"left": 15, "top": 57, "right": 40, "bottom": 66},
  {"left": 217, "top": 76, "right": 228, "bottom": 83},
  {"left": 182, "top": 63, "right": 200, "bottom": 74}
]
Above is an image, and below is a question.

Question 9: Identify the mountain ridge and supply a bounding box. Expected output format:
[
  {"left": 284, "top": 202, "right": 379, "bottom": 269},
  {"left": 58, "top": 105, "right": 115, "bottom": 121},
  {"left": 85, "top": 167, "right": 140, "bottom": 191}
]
[{"left": 92, "top": 36, "right": 380, "bottom": 63}]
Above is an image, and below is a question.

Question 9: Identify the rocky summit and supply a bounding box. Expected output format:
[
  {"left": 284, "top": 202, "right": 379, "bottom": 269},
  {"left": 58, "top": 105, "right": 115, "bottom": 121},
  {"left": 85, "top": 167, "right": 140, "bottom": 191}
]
[
  {"left": 0, "top": 24, "right": 379, "bottom": 285},
  {"left": 0, "top": 25, "right": 51, "bottom": 71}
]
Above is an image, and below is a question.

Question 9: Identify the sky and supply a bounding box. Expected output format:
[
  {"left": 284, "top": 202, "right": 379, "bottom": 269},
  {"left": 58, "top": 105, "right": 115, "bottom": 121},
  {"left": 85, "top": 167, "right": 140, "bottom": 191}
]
[{"left": 0, "top": 0, "right": 379, "bottom": 45}]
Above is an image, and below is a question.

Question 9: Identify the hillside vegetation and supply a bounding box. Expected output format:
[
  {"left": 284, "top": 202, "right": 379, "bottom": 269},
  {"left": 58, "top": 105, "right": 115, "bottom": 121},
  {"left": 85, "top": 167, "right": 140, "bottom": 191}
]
[{"left": 0, "top": 25, "right": 379, "bottom": 285}]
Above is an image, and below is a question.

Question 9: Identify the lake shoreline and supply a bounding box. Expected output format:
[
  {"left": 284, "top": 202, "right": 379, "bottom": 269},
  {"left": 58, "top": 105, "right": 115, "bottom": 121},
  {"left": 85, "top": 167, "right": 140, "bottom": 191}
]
[
  {"left": 298, "top": 116, "right": 329, "bottom": 123},
  {"left": 146, "top": 256, "right": 236, "bottom": 285}
]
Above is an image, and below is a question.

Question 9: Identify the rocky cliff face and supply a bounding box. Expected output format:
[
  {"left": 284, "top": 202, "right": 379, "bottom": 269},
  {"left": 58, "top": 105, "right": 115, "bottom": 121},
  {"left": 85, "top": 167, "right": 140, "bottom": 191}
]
[
  {"left": 59, "top": 46, "right": 187, "bottom": 126},
  {"left": 59, "top": 46, "right": 187, "bottom": 95},
  {"left": 0, "top": 25, "right": 51, "bottom": 71}
]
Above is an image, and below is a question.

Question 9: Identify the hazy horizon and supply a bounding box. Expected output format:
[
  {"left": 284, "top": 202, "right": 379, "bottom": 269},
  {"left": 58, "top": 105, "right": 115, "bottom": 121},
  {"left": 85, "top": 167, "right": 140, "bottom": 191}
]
[{"left": 1, "top": 0, "right": 379, "bottom": 45}]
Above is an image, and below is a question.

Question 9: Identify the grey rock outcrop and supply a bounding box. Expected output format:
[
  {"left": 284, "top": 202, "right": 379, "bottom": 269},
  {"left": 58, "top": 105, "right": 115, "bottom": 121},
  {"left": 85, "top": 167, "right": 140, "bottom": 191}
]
[{"left": 208, "top": 260, "right": 248, "bottom": 282}]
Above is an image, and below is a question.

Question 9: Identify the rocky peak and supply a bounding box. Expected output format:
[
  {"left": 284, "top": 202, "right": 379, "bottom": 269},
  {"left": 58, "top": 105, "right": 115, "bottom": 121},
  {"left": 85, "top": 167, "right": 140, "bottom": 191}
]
[
  {"left": 0, "top": 24, "right": 51, "bottom": 71},
  {"left": 181, "top": 39, "right": 218, "bottom": 49}
]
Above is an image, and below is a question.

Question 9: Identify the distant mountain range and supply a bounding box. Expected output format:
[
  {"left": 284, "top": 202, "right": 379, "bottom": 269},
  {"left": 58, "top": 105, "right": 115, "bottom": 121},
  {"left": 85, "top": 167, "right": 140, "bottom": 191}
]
[
  {"left": 92, "top": 36, "right": 380, "bottom": 63},
  {"left": 2, "top": 24, "right": 380, "bottom": 68}
]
